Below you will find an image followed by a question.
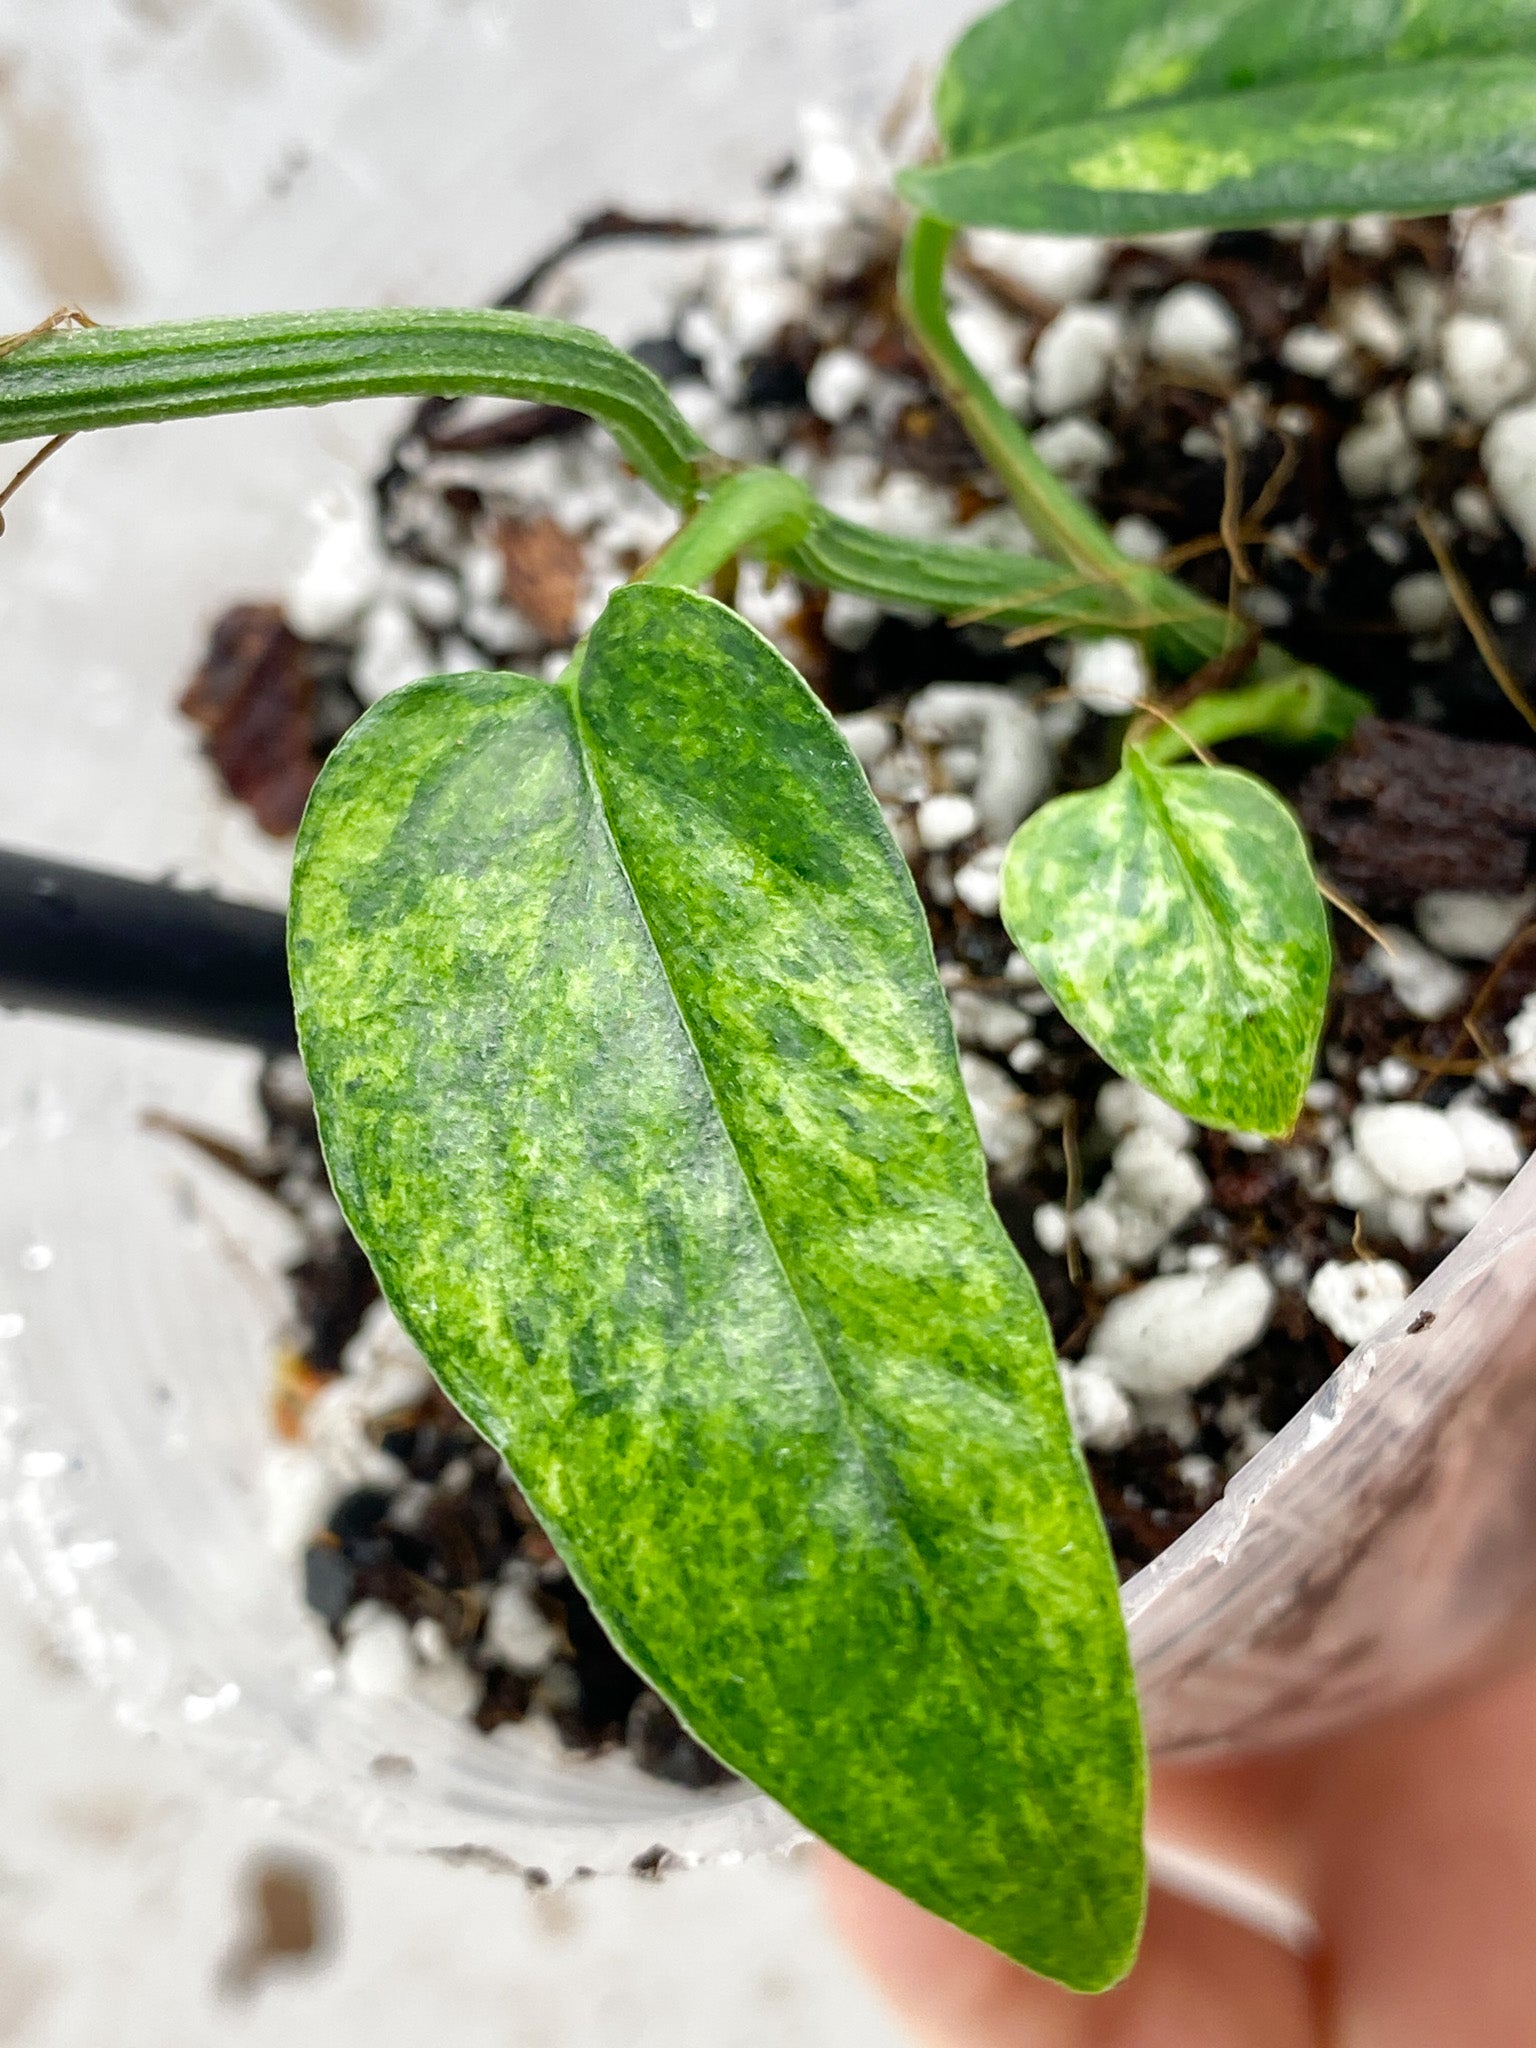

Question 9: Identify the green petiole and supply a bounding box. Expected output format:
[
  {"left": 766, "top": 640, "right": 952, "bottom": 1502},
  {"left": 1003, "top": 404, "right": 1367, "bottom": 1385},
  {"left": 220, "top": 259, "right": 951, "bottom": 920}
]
[{"left": 1134, "top": 665, "right": 1372, "bottom": 765}]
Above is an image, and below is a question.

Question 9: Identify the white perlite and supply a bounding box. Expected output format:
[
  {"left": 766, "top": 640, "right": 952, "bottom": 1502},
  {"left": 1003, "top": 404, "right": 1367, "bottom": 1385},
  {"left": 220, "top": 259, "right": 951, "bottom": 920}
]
[
  {"left": 1483, "top": 401, "right": 1536, "bottom": 554},
  {"left": 341, "top": 1606, "right": 416, "bottom": 1700},
  {"left": 953, "top": 846, "right": 1006, "bottom": 919},
  {"left": 960, "top": 1053, "right": 1036, "bottom": 1175},
  {"left": 1415, "top": 887, "right": 1536, "bottom": 962},
  {"left": 948, "top": 987, "right": 1031, "bottom": 1055},
  {"left": 1353, "top": 1103, "right": 1467, "bottom": 1198},
  {"left": 1085, "top": 1265, "right": 1276, "bottom": 1397},
  {"left": 1307, "top": 1258, "right": 1411, "bottom": 1347},
  {"left": 1097, "top": 1078, "right": 1192, "bottom": 1148},
  {"left": 262, "top": 1445, "right": 335, "bottom": 1561},
  {"left": 950, "top": 294, "right": 1032, "bottom": 415},
  {"left": 285, "top": 479, "right": 386, "bottom": 639},
  {"left": 1441, "top": 313, "right": 1532, "bottom": 422},
  {"left": 354, "top": 598, "right": 437, "bottom": 704},
  {"left": 1338, "top": 287, "right": 1407, "bottom": 364},
  {"left": 1279, "top": 325, "right": 1348, "bottom": 379},
  {"left": 1403, "top": 371, "right": 1451, "bottom": 441},
  {"left": 484, "top": 1580, "right": 560, "bottom": 1676},
  {"left": 1147, "top": 283, "right": 1240, "bottom": 374},
  {"left": 1389, "top": 572, "right": 1453, "bottom": 635},
  {"left": 806, "top": 346, "right": 872, "bottom": 424},
  {"left": 1032, "top": 304, "right": 1123, "bottom": 417},
  {"left": 1068, "top": 1085, "right": 1208, "bottom": 1284},
  {"left": 1506, "top": 992, "right": 1536, "bottom": 1088},
  {"left": 1367, "top": 929, "right": 1468, "bottom": 1022},
  {"left": 1337, "top": 392, "right": 1420, "bottom": 499},
  {"left": 1111, "top": 514, "right": 1168, "bottom": 563},
  {"left": 1445, "top": 1097, "right": 1526, "bottom": 1182},
  {"left": 1066, "top": 636, "right": 1147, "bottom": 715},
  {"left": 903, "top": 683, "right": 1053, "bottom": 839},
  {"left": 1058, "top": 1364, "right": 1135, "bottom": 1452},
  {"left": 966, "top": 228, "right": 1108, "bottom": 305},
  {"left": 915, "top": 792, "right": 977, "bottom": 851},
  {"left": 1032, "top": 415, "right": 1117, "bottom": 483}
]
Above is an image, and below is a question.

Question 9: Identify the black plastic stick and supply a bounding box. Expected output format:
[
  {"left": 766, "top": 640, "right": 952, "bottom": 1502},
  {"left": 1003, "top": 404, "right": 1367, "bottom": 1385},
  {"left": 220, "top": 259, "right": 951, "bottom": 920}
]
[{"left": 0, "top": 848, "right": 294, "bottom": 1049}]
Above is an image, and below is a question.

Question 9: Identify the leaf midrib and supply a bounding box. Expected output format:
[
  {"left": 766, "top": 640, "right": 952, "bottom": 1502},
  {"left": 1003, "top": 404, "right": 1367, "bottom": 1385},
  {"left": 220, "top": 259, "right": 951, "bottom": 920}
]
[
  {"left": 564, "top": 675, "right": 1086, "bottom": 1901},
  {"left": 1126, "top": 755, "right": 1241, "bottom": 1020}
]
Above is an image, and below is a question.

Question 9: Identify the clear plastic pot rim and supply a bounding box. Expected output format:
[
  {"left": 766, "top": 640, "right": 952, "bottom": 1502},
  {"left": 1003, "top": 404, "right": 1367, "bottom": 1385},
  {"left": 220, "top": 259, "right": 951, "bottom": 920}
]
[{"left": 2, "top": 1021, "right": 1533, "bottom": 1885}]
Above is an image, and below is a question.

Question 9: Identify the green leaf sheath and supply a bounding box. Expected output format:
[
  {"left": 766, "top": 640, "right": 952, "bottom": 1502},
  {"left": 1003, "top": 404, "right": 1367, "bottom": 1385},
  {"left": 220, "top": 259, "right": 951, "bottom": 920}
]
[
  {"left": 289, "top": 587, "right": 1145, "bottom": 1992},
  {"left": 908, "top": 0, "right": 1536, "bottom": 234},
  {"left": 785, "top": 510, "right": 1146, "bottom": 635},
  {"left": 1000, "top": 754, "right": 1329, "bottom": 1136},
  {"left": 0, "top": 309, "right": 710, "bottom": 506}
]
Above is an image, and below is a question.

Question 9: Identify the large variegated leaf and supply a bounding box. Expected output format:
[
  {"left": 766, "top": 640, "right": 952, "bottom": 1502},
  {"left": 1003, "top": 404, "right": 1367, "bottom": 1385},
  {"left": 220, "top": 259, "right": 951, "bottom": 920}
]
[
  {"left": 903, "top": 0, "right": 1536, "bottom": 235},
  {"left": 289, "top": 584, "right": 1144, "bottom": 1992},
  {"left": 1001, "top": 752, "right": 1329, "bottom": 1135}
]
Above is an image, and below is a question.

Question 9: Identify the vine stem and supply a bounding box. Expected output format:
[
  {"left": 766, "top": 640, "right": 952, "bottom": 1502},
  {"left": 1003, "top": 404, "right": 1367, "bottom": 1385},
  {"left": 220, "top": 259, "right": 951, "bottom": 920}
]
[
  {"left": 898, "top": 214, "right": 1247, "bottom": 674},
  {"left": 899, "top": 215, "right": 1127, "bottom": 582},
  {"left": 639, "top": 467, "right": 815, "bottom": 590}
]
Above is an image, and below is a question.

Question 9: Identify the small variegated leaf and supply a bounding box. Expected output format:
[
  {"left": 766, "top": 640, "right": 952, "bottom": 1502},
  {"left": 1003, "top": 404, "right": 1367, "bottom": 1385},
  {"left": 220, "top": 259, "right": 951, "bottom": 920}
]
[{"left": 1000, "top": 752, "right": 1329, "bottom": 1136}]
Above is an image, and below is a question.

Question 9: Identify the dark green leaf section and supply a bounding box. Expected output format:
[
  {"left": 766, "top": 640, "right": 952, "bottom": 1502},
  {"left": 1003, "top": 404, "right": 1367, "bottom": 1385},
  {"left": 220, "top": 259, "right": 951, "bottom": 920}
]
[
  {"left": 0, "top": 309, "right": 709, "bottom": 506},
  {"left": 290, "top": 586, "right": 1144, "bottom": 1991},
  {"left": 908, "top": 0, "right": 1536, "bottom": 234},
  {"left": 1000, "top": 753, "right": 1329, "bottom": 1136}
]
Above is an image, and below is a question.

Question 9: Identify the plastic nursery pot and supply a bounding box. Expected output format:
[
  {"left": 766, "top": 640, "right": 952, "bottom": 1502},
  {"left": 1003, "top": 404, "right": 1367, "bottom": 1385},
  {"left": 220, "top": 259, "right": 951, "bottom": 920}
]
[{"left": 5, "top": 4, "right": 1536, "bottom": 1886}]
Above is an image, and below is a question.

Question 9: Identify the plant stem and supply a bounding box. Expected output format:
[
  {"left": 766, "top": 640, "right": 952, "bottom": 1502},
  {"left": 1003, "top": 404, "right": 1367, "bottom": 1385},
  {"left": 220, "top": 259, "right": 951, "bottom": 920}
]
[
  {"left": 899, "top": 215, "right": 1128, "bottom": 582},
  {"left": 640, "top": 467, "right": 815, "bottom": 589},
  {"left": 898, "top": 215, "right": 1245, "bottom": 673},
  {"left": 1133, "top": 666, "right": 1371, "bottom": 766}
]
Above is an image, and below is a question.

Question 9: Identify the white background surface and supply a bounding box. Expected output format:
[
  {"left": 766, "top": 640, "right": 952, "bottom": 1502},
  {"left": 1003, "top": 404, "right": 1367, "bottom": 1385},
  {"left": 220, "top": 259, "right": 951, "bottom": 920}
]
[{"left": 0, "top": 3, "right": 984, "bottom": 2038}]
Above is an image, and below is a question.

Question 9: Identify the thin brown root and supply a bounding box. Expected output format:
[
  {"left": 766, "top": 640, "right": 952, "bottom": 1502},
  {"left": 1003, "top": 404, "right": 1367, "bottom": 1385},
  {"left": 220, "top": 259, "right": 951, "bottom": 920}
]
[
  {"left": 1245, "top": 432, "right": 1301, "bottom": 532},
  {"left": 1218, "top": 418, "right": 1254, "bottom": 589},
  {"left": 0, "top": 303, "right": 98, "bottom": 363},
  {"left": 1317, "top": 877, "right": 1398, "bottom": 955},
  {"left": 1062, "top": 1098, "right": 1084, "bottom": 1289},
  {"left": 1351, "top": 1210, "right": 1376, "bottom": 1262},
  {"left": 1417, "top": 917, "right": 1536, "bottom": 1094},
  {"left": 1128, "top": 697, "right": 1217, "bottom": 767},
  {"left": 0, "top": 432, "right": 73, "bottom": 534},
  {"left": 1415, "top": 508, "right": 1536, "bottom": 738},
  {"left": 1165, "top": 624, "right": 1262, "bottom": 714},
  {"left": 1466, "top": 1016, "right": 1503, "bottom": 1071}
]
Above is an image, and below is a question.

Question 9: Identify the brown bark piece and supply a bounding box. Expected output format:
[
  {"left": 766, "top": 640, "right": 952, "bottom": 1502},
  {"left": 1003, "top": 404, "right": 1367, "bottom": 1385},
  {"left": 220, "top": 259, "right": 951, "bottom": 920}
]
[
  {"left": 179, "top": 604, "right": 319, "bottom": 836},
  {"left": 1298, "top": 718, "right": 1536, "bottom": 909},
  {"left": 493, "top": 514, "right": 586, "bottom": 643}
]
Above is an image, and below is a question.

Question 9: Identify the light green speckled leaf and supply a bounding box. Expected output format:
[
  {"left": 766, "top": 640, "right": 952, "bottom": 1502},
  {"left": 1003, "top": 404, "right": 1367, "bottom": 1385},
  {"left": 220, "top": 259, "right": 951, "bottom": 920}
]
[
  {"left": 903, "top": 0, "right": 1536, "bottom": 235},
  {"left": 1001, "top": 753, "right": 1329, "bottom": 1136},
  {"left": 288, "top": 584, "right": 1144, "bottom": 1993}
]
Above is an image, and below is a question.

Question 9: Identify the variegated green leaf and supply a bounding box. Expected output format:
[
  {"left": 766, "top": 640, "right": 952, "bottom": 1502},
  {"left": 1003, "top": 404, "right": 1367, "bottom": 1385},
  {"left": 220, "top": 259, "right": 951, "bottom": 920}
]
[
  {"left": 289, "top": 584, "right": 1144, "bottom": 1992},
  {"left": 1000, "top": 752, "right": 1329, "bottom": 1136},
  {"left": 903, "top": 0, "right": 1536, "bottom": 236}
]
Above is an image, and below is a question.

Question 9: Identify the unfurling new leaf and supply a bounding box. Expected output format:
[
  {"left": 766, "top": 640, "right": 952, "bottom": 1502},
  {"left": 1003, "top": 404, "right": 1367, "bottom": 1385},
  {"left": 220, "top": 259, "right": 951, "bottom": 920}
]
[
  {"left": 903, "top": 0, "right": 1536, "bottom": 236},
  {"left": 289, "top": 585, "right": 1145, "bottom": 1993},
  {"left": 1000, "top": 752, "right": 1330, "bottom": 1137}
]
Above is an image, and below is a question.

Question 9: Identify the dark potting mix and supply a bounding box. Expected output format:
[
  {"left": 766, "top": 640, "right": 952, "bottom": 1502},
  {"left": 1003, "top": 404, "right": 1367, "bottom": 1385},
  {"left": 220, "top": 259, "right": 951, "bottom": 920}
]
[{"left": 168, "top": 117, "right": 1536, "bottom": 1792}]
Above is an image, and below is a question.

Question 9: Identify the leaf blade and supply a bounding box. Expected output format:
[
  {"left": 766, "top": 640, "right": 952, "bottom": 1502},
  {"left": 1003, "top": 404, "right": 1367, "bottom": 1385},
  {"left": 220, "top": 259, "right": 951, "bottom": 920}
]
[
  {"left": 290, "top": 590, "right": 1144, "bottom": 1991},
  {"left": 909, "top": 0, "right": 1536, "bottom": 235},
  {"left": 1000, "top": 757, "right": 1329, "bottom": 1136}
]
